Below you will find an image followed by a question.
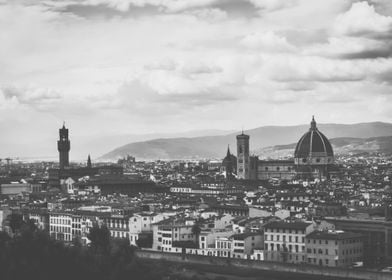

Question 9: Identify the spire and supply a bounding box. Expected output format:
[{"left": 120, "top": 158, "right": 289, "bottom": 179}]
[
  {"left": 62, "top": 121, "right": 66, "bottom": 129},
  {"left": 87, "top": 154, "right": 92, "bottom": 168},
  {"left": 226, "top": 145, "right": 231, "bottom": 157},
  {"left": 310, "top": 115, "right": 317, "bottom": 130}
]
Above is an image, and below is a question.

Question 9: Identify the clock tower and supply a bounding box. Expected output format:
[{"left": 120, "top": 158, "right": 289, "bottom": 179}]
[{"left": 57, "top": 122, "right": 70, "bottom": 169}]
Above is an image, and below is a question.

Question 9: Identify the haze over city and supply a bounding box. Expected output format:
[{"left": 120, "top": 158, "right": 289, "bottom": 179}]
[{"left": 1, "top": 0, "right": 392, "bottom": 158}]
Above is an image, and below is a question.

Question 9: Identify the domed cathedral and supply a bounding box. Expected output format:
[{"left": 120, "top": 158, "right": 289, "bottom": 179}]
[
  {"left": 227, "top": 116, "right": 339, "bottom": 182},
  {"left": 294, "top": 116, "right": 335, "bottom": 179}
]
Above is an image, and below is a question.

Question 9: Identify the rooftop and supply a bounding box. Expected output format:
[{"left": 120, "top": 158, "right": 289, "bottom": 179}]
[
  {"left": 306, "top": 230, "right": 363, "bottom": 240},
  {"left": 264, "top": 221, "right": 311, "bottom": 230}
]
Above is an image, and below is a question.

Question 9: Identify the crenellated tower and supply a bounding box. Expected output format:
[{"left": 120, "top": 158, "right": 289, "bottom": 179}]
[{"left": 57, "top": 122, "right": 70, "bottom": 169}]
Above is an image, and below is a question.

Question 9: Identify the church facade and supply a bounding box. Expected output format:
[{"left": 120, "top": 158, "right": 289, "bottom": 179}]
[{"left": 227, "top": 117, "right": 337, "bottom": 181}]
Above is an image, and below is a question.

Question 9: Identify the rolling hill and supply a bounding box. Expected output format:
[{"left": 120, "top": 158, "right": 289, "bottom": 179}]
[
  {"left": 255, "top": 136, "right": 392, "bottom": 159},
  {"left": 100, "top": 122, "right": 392, "bottom": 160}
]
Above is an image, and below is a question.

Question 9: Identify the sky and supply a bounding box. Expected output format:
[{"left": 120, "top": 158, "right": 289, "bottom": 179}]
[{"left": 1, "top": 0, "right": 392, "bottom": 159}]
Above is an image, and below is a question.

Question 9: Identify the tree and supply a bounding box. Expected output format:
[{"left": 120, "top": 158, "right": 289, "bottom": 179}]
[
  {"left": 8, "top": 213, "right": 24, "bottom": 235},
  {"left": 88, "top": 224, "right": 111, "bottom": 255},
  {"left": 136, "top": 233, "right": 153, "bottom": 248},
  {"left": 192, "top": 220, "right": 202, "bottom": 248}
]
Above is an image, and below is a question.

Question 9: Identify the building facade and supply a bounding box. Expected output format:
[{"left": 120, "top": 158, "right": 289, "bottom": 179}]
[
  {"left": 306, "top": 230, "right": 363, "bottom": 267},
  {"left": 232, "top": 117, "right": 337, "bottom": 181}
]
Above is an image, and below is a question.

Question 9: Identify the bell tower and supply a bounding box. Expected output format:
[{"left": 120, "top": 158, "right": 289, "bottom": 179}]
[
  {"left": 57, "top": 122, "right": 70, "bottom": 169},
  {"left": 237, "top": 131, "right": 250, "bottom": 179}
]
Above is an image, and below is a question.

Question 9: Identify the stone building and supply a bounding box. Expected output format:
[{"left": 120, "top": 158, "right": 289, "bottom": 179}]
[
  {"left": 305, "top": 230, "right": 363, "bottom": 267},
  {"left": 294, "top": 116, "right": 335, "bottom": 179},
  {"left": 232, "top": 116, "right": 338, "bottom": 181}
]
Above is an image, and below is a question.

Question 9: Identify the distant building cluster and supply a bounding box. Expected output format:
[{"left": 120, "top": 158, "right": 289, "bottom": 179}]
[
  {"left": 222, "top": 117, "right": 340, "bottom": 181},
  {"left": 0, "top": 119, "right": 392, "bottom": 273}
]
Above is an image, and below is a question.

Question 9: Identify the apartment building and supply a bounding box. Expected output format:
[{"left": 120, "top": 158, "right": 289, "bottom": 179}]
[
  {"left": 264, "top": 220, "right": 335, "bottom": 264},
  {"left": 306, "top": 230, "right": 363, "bottom": 267},
  {"left": 49, "top": 212, "right": 72, "bottom": 242},
  {"left": 129, "top": 212, "right": 174, "bottom": 246},
  {"left": 230, "top": 232, "right": 264, "bottom": 259},
  {"left": 152, "top": 219, "right": 196, "bottom": 252}
]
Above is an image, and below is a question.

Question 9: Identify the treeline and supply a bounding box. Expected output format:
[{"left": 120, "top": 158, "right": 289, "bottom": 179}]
[{"left": 0, "top": 214, "right": 170, "bottom": 280}]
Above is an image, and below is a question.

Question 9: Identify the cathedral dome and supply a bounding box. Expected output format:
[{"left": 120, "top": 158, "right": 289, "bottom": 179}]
[{"left": 294, "top": 117, "right": 333, "bottom": 163}]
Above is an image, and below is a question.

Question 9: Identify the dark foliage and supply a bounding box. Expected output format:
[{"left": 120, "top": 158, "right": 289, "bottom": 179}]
[
  {"left": 7, "top": 213, "right": 24, "bottom": 234},
  {"left": 0, "top": 227, "right": 171, "bottom": 280},
  {"left": 136, "top": 233, "right": 153, "bottom": 248}
]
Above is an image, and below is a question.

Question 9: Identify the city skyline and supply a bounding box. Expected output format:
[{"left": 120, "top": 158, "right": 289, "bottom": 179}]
[{"left": 1, "top": 0, "right": 392, "bottom": 158}]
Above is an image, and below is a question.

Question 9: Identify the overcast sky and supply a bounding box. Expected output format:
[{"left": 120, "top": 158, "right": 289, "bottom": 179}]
[{"left": 1, "top": 0, "right": 392, "bottom": 159}]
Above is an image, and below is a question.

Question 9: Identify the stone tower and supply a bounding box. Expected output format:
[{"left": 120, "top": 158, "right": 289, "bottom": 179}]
[
  {"left": 237, "top": 131, "right": 250, "bottom": 179},
  {"left": 57, "top": 122, "right": 70, "bottom": 169}
]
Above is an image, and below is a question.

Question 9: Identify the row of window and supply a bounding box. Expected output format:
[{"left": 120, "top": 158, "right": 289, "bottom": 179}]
[
  {"left": 263, "top": 167, "right": 292, "bottom": 172},
  {"left": 50, "top": 218, "right": 71, "bottom": 225},
  {"left": 162, "top": 239, "right": 172, "bottom": 245},
  {"left": 111, "top": 231, "right": 128, "bottom": 238},
  {"left": 265, "top": 234, "right": 304, "bottom": 243},
  {"left": 265, "top": 229, "right": 304, "bottom": 234},
  {"left": 50, "top": 225, "right": 71, "bottom": 233},
  {"left": 132, "top": 217, "right": 150, "bottom": 222},
  {"left": 307, "top": 238, "right": 361, "bottom": 245},
  {"left": 269, "top": 243, "right": 305, "bottom": 253}
]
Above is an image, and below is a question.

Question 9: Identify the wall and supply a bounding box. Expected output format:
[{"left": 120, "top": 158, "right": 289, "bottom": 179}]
[{"left": 135, "top": 250, "right": 392, "bottom": 280}]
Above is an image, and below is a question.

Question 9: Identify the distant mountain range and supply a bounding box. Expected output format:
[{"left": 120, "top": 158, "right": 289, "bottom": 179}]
[
  {"left": 256, "top": 136, "right": 392, "bottom": 159},
  {"left": 100, "top": 122, "right": 392, "bottom": 161}
]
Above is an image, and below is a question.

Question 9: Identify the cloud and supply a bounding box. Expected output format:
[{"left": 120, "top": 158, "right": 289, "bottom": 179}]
[
  {"left": 0, "top": 86, "right": 62, "bottom": 110},
  {"left": 265, "top": 55, "right": 367, "bottom": 83},
  {"left": 247, "top": 0, "right": 297, "bottom": 12},
  {"left": 306, "top": 36, "right": 392, "bottom": 59},
  {"left": 333, "top": 1, "right": 392, "bottom": 37},
  {"left": 1, "top": 0, "right": 392, "bottom": 159},
  {"left": 240, "top": 31, "right": 296, "bottom": 52},
  {"left": 90, "top": 0, "right": 220, "bottom": 12}
]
